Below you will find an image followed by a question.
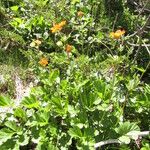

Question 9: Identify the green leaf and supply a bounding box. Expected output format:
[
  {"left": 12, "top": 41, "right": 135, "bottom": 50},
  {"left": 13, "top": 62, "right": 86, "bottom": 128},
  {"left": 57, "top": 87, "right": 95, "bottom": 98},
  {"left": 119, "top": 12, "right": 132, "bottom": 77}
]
[
  {"left": 34, "top": 111, "right": 49, "bottom": 126},
  {"left": 10, "top": 6, "right": 19, "bottom": 11},
  {"left": 141, "top": 143, "right": 150, "bottom": 150},
  {"left": 4, "top": 121, "right": 18, "bottom": 132},
  {"left": 141, "top": 147, "right": 150, "bottom": 150},
  {"left": 126, "top": 76, "right": 140, "bottom": 91},
  {"left": 0, "top": 95, "right": 11, "bottom": 106},
  {"left": 21, "top": 95, "right": 39, "bottom": 108},
  {"left": 49, "top": 125, "right": 57, "bottom": 136},
  {"left": 97, "top": 31, "right": 104, "bottom": 40},
  {"left": 77, "top": 79, "right": 89, "bottom": 90},
  {"left": 76, "top": 123, "right": 84, "bottom": 129},
  {"left": 49, "top": 70, "right": 60, "bottom": 84},
  {"left": 18, "top": 134, "right": 30, "bottom": 146},
  {"left": 71, "top": 0, "right": 80, "bottom": 5},
  {"left": 0, "top": 139, "right": 16, "bottom": 150},
  {"left": 93, "top": 98, "right": 101, "bottom": 105},
  {"left": 119, "top": 136, "right": 130, "bottom": 144},
  {"left": 0, "top": 128, "right": 16, "bottom": 145},
  {"left": 83, "top": 128, "right": 94, "bottom": 138},
  {"left": 58, "top": 133, "right": 72, "bottom": 149},
  {"left": 14, "top": 108, "right": 27, "bottom": 121},
  {"left": 51, "top": 97, "right": 68, "bottom": 115},
  {"left": 14, "top": 18, "right": 22, "bottom": 24},
  {"left": 68, "top": 126, "right": 82, "bottom": 138},
  {"left": 13, "top": 143, "right": 19, "bottom": 150},
  {"left": 116, "top": 122, "right": 140, "bottom": 136},
  {"left": 36, "top": 141, "right": 59, "bottom": 150}
]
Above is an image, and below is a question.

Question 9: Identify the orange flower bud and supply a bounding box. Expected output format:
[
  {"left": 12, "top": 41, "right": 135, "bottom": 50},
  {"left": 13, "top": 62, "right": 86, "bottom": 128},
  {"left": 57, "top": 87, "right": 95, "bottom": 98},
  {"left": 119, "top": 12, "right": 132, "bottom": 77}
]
[
  {"left": 77, "top": 11, "right": 84, "bottom": 17},
  {"left": 34, "top": 39, "right": 42, "bottom": 45},
  {"left": 65, "top": 44, "right": 72, "bottom": 53}
]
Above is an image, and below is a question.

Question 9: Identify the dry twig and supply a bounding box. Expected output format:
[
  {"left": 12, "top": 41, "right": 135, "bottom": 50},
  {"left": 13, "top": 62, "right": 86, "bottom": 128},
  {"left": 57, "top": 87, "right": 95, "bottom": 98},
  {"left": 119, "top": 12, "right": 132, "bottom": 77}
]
[{"left": 94, "top": 131, "right": 150, "bottom": 149}]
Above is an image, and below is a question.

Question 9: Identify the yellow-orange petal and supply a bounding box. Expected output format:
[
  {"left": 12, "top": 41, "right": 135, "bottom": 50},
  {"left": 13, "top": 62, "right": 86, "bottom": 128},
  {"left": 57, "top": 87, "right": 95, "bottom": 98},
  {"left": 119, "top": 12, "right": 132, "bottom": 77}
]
[
  {"left": 50, "top": 26, "right": 56, "bottom": 33},
  {"left": 114, "top": 33, "right": 122, "bottom": 39},
  {"left": 50, "top": 27, "right": 56, "bottom": 33},
  {"left": 121, "top": 29, "right": 125, "bottom": 35},
  {"left": 50, "top": 24, "right": 62, "bottom": 33},
  {"left": 59, "top": 20, "right": 66, "bottom": 27},
  {"left": 116, "top": 29, "right": 125, "bottom": 35},
  {"left": 115, "top": 30, "right": 122, "bottom": 33}
]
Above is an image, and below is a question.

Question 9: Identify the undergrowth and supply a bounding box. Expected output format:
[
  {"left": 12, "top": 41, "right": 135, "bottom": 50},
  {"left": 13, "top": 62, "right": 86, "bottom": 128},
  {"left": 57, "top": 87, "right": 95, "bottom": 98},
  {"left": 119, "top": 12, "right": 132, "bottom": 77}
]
[{"left": 0, "top": 0, "right": 150, "bottom": 150}]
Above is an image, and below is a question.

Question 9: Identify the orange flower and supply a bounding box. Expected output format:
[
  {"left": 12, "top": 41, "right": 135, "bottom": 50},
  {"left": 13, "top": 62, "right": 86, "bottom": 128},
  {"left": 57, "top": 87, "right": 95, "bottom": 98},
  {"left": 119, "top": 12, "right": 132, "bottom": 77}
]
[
  {"left": 77, "top": 11, "right": 84, "bottom": 17},
  {"left": 110, "top": 29, "right": 125, "bottom": 39},
  {"left": 51, "top": 24, "right": 62, "bottom": 33},
  {"left": 50, "top": 20, "right": 66, "bottom": 33},
  {"left": 39, "top": 58, "right": 48, "bottom": 67},
  {"left": 65, "top": 44, "right": 72, "bottom": 53}
]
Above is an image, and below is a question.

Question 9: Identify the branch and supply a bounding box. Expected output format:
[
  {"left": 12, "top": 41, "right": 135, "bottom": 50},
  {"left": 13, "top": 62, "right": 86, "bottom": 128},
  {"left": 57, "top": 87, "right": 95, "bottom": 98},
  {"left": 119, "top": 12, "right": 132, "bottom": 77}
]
[
  {"left": 142, "top": 40, "right": 150, "bottom": 55},
  {"left": 128, "top": 131, "right": 150, "bottom": 137},
  {"left": 138, "top": 15, "right": 150, "bottom": 36},
  {"left": 128, "top": 14, "right": 150, "bottom": 38},
  {"left": 94, "top": 139, "right": 121, "bottom": 148},
  {"left": 94, "top": 131, "right": 150, "bottom": 149},
  {"left": 136, "top": 0, "right": 149, "bottom": 17},
  {"left": 127, "top": 41, "right": 150, "bottom": 47}
]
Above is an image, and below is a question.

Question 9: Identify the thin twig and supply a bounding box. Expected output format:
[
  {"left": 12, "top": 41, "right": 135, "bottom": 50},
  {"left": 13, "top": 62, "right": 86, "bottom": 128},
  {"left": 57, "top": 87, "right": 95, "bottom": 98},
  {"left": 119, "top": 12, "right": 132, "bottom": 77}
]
[
  {"left": 142, "top": 40, "right": 150, "bottom": 55},
  {"left": 94, "top": 139, "right": 121, "bottom": 148},
  {"left": 138, "top": 15, "right": 150, "bottom": 35},
  {"left": 98, "top": 40, "right": 113, "bottom": 55},
  {"left": 128, "top": 14, "right": 150, "bottom": 38},
  {"left": 132, "top": 37, "right": 142, "bottom": 63},
  {"left": 94, "top": 131, "right": 150, "bottom": 148},
  {"left": 127, "top": 131, "right": 150, "bottom": 137},
  {"left": 140, "top": 61, "right": 150, "bottom": 80},
  {"left": 112, "top": 13, "right": 118, "bottom": 30},
  {"left": 127, "top": 41, "right": 150, "bottom": 47},
  {"left": 131, "top": 15, "right": 150, "bottom": 63},
  {"left": 136, "top": 0, "right": 149, "bottom": 19}
]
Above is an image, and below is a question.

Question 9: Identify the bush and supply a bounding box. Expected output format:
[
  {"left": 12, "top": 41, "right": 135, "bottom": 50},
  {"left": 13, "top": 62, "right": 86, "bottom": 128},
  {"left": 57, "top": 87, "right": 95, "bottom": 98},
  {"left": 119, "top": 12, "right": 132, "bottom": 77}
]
[{"left": 0, "top": 0, "right": 149, "bottom": 149}]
